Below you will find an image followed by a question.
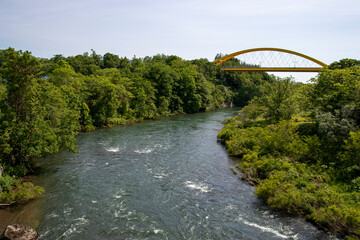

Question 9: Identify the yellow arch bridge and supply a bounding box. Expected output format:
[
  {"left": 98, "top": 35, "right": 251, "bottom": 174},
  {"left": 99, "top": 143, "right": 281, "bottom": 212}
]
[{"left": 213, "top": 48, "right": 327, "bottom": 72}]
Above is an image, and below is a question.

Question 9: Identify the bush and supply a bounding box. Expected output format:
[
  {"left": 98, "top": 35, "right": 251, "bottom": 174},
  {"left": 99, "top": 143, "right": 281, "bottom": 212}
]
[
  {"left": 340, "top": 130, "right": 360, "bottom": 182},
  {"left": 14, "top": 182, "right": 45, "bottom": 203},
  {"left": 0, "top": 175, "right": 44, "bottom": 204},
  {"left": 312, "top": 204, "right": 360, "bottom": 237},
  {"left": 217, "top": 123, "right": 241, "bottom": 143},
  {"left": 226, "top": 127, "right": 268, "bottom": 156},
  {"left": 0, "top": 175, "right": 19, "bottom": 192}
]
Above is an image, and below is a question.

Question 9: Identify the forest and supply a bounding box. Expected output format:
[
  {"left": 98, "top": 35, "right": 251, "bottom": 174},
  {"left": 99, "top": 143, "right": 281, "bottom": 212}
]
[
  {"left": 0, "top": 48, "right": 270, "bottom": 205},
  {"left": 218, "top": 58, "right": 360, "bottom": 239}
]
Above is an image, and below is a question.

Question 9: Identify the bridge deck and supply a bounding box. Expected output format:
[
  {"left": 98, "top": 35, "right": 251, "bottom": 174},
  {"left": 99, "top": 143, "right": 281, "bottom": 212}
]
[{"left": 221, "top": 67, "right": 323, "bottom": 72}]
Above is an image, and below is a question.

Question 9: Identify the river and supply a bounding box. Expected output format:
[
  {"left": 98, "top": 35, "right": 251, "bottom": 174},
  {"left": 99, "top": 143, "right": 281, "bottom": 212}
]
[{"left": 0, "top": 108, "right": 337, "bottom": 239}]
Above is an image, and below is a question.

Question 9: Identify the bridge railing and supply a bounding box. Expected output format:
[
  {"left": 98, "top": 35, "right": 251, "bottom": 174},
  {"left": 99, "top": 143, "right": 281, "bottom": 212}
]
[{"left": 221, "top": 66, "right": 323, "bottom": 72}]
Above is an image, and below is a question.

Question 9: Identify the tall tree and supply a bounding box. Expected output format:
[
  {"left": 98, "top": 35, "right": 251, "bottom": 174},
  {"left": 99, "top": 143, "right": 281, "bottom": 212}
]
[{"left": 0, "top": 48, "right": 79, "bottom": 173}]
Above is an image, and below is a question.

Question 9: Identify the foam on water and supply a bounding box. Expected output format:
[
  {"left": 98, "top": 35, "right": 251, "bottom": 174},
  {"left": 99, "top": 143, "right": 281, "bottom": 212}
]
[
  {"left": 113, "top": 189, "right": 126, "bottom": 199},
  {"left": 105, "top": 146, "right": 120, "bottom": 152},
  {"left": 134, "top": 148, "right": 154, "bottom": 154},
  {"left": 60, "top": 216, "right": 88, "bottom": 238},
  {"left": 63, "top": 207, "right": 73, "bottom": 216},
  {"left": 185, "top": 181, "right": 211, "bottom": 193},
  {"left": 237, "top": 216, "right": 297, "bottom": 239},
  {"left": 154, "top": 174, "right": 166, "bottom": 179},
  {"left": 48, "top": 213, "right": 59, "bottom": 218},
  {"left": 74, "top": 216, "right": 88, "bottom": 226},
  {"left": 135, "top": 143, "right": 170, "bottom": 154},
  {"left": 60, "top": 226, "right": 77, "bottom": 238},
  {"left": 154, "top": 229, "right": 163, "bottom": 234}
]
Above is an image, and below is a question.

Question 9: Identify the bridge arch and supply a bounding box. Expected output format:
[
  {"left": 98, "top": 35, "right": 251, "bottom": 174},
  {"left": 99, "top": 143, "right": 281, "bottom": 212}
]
[{"left": 213, "top": 48, "right": 327, "bottom": 72}]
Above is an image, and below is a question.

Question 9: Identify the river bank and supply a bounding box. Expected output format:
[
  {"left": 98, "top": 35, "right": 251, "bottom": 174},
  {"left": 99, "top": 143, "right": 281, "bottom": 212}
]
[{"left": 218, "top": 115, "right": 360, "bottom": 239}]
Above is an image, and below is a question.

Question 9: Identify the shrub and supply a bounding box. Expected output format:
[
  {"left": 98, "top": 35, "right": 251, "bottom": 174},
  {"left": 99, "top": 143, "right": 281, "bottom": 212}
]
[
  {"left": 0, "top": 175, "right": 19, "bottom": 192},
  {"left": 340, "top": 130, "right": 360, "bottom": 182},
  {"left": 0, "top": 175, "right": 44, "bottom": 205},
  {"left": 14, "top": 182, "right": 45, "bottom": 203}
]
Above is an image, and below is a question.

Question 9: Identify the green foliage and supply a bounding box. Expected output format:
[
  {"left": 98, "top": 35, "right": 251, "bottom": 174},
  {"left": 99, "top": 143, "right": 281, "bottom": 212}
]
[
  {"left": 221, "top": 117, "right": 360, "bottom": 237},
  {"left": 0, "top": 175, "right": 44, "bottom": 204},
  {"left": 311, "top": 67, "right": 360, "bottom": 125},
  {"left": 308, "top": 67, "right": 360, "bottom": 171},
  {"left": 103, "top": 52, "right": 121, "bottom": 69},
  {"left": 0, "top": 49, "right": 82, "bottom": 170},
  {"left": 66, "top": 52, "right": 101, "bottom": 75},
  {"left": 340, "top": 130, "right": 360, "bottom": 183},
  {"left": 239, "top": 77, "right": 299, "bottom": 123},
  {"left": 0, "top": 175, "right": 20, "bottom": 192},
  {"left": 217, "top": 122, "right": 240, "bottom": 143},
  {"left": 80, "top": 102, "right": 95, "bottom": 131},
  {"left": 129, "top": 76, "right": 157, "bottom": 119},
  {"left": 312, "top": 204, "right": 360, "bottom": 237},
  {"left": 316, "top": 109, "right": 356, "bottom": 144},
  {"left": 328, "top": 58, "right": 360, "bottom": 70},
  {"left": 86, "top": 75, "right": 133, "bottom": 126},
  {"left": 13, "top": 182, "right": 45, "bottom": 203}
]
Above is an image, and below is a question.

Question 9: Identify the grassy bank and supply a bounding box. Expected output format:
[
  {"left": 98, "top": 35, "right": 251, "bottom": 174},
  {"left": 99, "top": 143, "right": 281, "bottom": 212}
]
[{"left": 218, "top": 116, "right": 360, "bottom": 239}]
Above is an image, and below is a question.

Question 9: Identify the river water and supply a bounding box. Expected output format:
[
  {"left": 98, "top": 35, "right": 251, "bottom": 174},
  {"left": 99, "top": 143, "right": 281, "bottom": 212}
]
[{"left": 0, "top": 108, "right": 336, "bottom": 239}]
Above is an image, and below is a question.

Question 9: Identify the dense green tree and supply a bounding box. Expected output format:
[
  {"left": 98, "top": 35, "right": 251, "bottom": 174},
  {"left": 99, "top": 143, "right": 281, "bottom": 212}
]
[
  {"left": 239, "top": 77, "right": 297, "bottom": 122},
  {"left": 90, "top": 49, "right": 102, "bottom": 67},
  {"left": 0, "top": 48, "right": 44, "bottom": 169},
  {"left": 309, "top": 67, "right": 360, "bottom": 165},
  {"left": 191, "top": 58, "right": 219, "bottom": 83},
  {"left": 328, "top": 58, "right": 360, "bottom": 70},
  {"left": 340, "top": 130, "right": 360, "bottom": 183},
  {"left": 52, "top": 54, "right": 65, "bottom": 62},
  {"left": 0, "top": 48, "right": 80, "bottom": 174},
  {"left": 86, "top": 75, "right": 132, "bottom": 126},
  {"left": 66, "top": 53, "right": 100, "bottom": 75},
  {"left": 259, "top": 77, "right": 297, "bottom": 122},
  {"left": 145, "top": 62, "right": 175, "bottom": 114},
  {"left": 0, "top": 50, "right": 6, "bottom": 69},
  {"left": 103, "top": 52, "right": 121, "bottom": 69},
  {"left": 170, "top": 59, "right": 205, "bottom": 113},
  {"left": 130, "top": 56, "right": 145, "bottom": 73},
  {"left": 129, "top": 76, "right": 157, "bottom": 119},
  {"left": 311, "top": 67, "right": 360, "bottom": 125},
  {"left": 1, "top": 48, "right": 41, "bottom": 119},
  {"left": 117, "top": 57, "right": 131, "bottom": 75}
]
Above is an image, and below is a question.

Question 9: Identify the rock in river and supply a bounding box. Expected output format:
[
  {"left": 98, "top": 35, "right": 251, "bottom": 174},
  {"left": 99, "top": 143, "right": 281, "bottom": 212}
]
[{"left": 0, "top": 224, "right": 39, "bottom": 240}]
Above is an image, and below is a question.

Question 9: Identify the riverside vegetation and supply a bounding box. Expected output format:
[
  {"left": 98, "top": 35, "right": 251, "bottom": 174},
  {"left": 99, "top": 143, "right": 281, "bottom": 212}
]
[
  {"left": 0, "top": 48, "right": 270, "bottom": 205},
  {"left": 218, "top": 59, "right": 360, "bottom": 239}
]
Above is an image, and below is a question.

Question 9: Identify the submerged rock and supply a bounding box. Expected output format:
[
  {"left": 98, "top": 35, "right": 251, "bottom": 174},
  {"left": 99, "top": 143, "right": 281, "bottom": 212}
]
[{"left": 0, "top": 224, "right": 39, "bottom": 240}]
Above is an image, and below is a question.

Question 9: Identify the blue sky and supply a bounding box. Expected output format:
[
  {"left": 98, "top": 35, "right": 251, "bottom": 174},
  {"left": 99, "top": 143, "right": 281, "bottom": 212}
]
[{"left": 1, "top": 0, "right": 359, "bottom": 81}]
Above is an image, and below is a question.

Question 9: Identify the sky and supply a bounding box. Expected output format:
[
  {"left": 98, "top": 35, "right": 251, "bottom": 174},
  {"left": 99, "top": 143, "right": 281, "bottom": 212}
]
[{"left": 1, "top": 0, "right": 359, "bottom": 82}]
